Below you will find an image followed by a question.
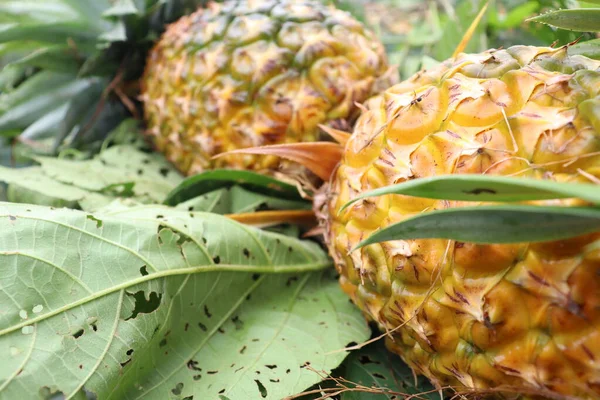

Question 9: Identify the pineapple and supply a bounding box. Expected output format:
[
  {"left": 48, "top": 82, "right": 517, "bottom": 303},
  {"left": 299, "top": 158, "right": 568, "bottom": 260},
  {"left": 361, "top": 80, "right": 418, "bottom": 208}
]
[
  {"left": 140, "top": 0, "right": 395, "bottom": 176},
  {"left": 229, "top": 42, "right": 600, "bottom": 398},
  {"left": 323, "top": 45, "right": 600, "bottom": 397}
]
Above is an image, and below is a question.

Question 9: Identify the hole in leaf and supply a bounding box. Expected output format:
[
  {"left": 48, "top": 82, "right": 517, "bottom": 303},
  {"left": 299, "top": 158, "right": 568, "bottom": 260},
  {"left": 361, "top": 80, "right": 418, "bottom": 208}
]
[
  {"left": 73, "top": 329, "right": 84, "bottom": 339},
  {"left": 243, "top": 248, "right": 250, "bottom": 258},
  {"left": 239, "top": 346, "right": 247, "bottom": 354},
  {"left": 193, "top": 374, "right": 201, "bottom": 381},
  {"left": 204, "top": 305, "right": 212, "bottom": 318},
  {"left": 140, "top": 266, "right": 148, "bottom": 276},
  {"left": 286, "top": 276, "right": 298, "bottom": 287},
  {"left": 171, "top": 382, "right": 184, "bottom": 395},
  {"left": 207, "top": 370, "right": 218, "bottom": 375},
  {"left": 346, "top": 341, "right": 358, "bottom": 348},
  {"left": 176, "top": 233, "right": 193, "bottom": 246},
  {"left": 187, "top": 360, "right": 201, "bottom": 371},
  {"left": 159, "top": 339, "right": 167, "bottom": 347},
  {"left": 89, "top": 320, "right": 98, "bottom": 332},
  {"left": 213, "top": 256, "right": 221, "bottom": 264},
  {"left": 372, "top": 372, "right": 386, "bottom": 380},
  {"left": 120, "top": 359, "right": 131, "bottom": 368},
  {"left": 265, "top": 365, "right": 277, "bottom": 370},
  {"left": 126, "top": 349, "right": 134, "bottom": 356},
  {"left": 252, "top": 273, "right": 260, "bottom": 281},
  {"left": 269, "top": 379, "right": 279, "bottom": 383},
  {"left": 159, "top": 167, "right": 170, "bottom": 177},
  {"left": 86, "top": 215, "right": 103, "bottom": 228},
  {"left": 219, "top": 389, "right": 225, "bottom": 394},
  {"left": 359, "top": 355, "right": 379, "bottom": 365},
  {"left": 232, "top": 316, "right": 243, "bottom": 330},
  {"left": 39, "top": 387, "right": 64, "bottom": 400},
  {"left": 254, "top": 380, "right": 267, "bottom": 398},
  {"left": 125, "top": 291, "right": 162, "bottom": 320},
  {"left": 198, "top": 322, "right": 207, "bottom": 332},
  {"left": 183, "top": 396, "right": 193, "bottom": 400}
]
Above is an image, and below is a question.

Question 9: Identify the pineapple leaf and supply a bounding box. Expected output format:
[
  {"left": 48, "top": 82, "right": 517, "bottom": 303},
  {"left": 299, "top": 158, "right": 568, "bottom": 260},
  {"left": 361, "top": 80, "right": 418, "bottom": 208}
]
[
  {"left": 0, "top": 74, "right": 91, "bottom": 134},
  {"left": 353, "top": 205, "right": 600, "bottom": 250},
  {"left": 0, "top": 202, "right": 368, "bottom": 400},
  {"left": 340, "top": 175, "right": 600, "bottom": 213},
  {"left": 527, "top": 8, "right": 600, "bottom": 32},
  {"left": 102, "top": 0, "right": 142, "bottom": 17},
  {"left": 4, "top": 45, "right": 82, "bottom": 72},
  {"left": 53, "top": 78, "right": 107, "bottom": 151},
  {"left": 164, "top": 169, "right": 306, "bottom": 207},
  {"left": 0, "top": 21, "right": 102, "bottom": 44},
  {"left": 19, "top": 104, "right": 69, "bottom": 142}
]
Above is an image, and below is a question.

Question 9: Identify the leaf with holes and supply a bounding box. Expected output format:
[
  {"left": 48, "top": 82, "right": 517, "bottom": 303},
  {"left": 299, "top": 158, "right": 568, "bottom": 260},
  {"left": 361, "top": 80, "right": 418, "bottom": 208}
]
[
  {"left": 340, "top": 341, "right": 438, "bottom": 400},
  {"left": 0, "top": 144, "right": 183, "bottom": 211},
  {"left": 0, "top": 203, "right": 369, "bottom": 399}
]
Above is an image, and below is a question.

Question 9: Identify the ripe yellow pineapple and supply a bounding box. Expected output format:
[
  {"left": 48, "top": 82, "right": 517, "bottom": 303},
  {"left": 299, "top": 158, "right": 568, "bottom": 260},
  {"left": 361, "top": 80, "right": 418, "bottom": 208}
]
[
  {"left": 227, "top": 42, "right": 600, "bottom": 398},
  {"left": 324, "top": 45, "right": 600, "bottom": 398},
  {"left": 140, "top": 0, "right": 395, "bottom": 176}
]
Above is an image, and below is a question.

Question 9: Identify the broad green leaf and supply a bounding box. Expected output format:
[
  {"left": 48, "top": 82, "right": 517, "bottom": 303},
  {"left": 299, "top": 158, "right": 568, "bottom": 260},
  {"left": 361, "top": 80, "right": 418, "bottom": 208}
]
[
  {"left": 0, "top": 203, "right": 368, "bottom": 399},
  {"left": 35, "top": 145, "right": 182, "bottom": 196},
  {"left": 354, "top": 205, "right": 600, "bottom": 250},
  {"left": 340, "top": 175, "right": 600, "bottom": 212},
  {"left": 165, "top": 169, "right": 305, "bottom": 207},
  {"left": 527, "top": 9, "right": 600, "bottom": 32},
  {"left": 340, "top": 341, "right": 438, "bottom": 400},
  {"left": 0, "top": 165, "right": 98, "bottom": 208},
  {"left": 0, "top": 144, "right": 182, "bottom": 210}
]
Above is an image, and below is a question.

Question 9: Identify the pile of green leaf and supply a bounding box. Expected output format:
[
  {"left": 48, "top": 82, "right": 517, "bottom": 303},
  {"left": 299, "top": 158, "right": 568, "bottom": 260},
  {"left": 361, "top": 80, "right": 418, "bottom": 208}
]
[{"left": 0, "top": 120, "right": 440, "bottom": 400}]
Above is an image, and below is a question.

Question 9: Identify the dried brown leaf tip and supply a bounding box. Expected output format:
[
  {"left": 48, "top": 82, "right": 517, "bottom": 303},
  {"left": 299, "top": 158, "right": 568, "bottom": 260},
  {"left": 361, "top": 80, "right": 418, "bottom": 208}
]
[{"left": 214, "top": 142, "right": 343, "bottom": 181}]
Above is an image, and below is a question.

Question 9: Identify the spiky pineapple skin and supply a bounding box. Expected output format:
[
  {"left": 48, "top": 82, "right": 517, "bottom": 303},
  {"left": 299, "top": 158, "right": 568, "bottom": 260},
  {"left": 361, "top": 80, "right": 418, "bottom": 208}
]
[
  {"left": 141, "top": 0, "right": 394, "bottom": 176},
  {"left": 325, "top": 46, "right": 600, "bottom": 398}
]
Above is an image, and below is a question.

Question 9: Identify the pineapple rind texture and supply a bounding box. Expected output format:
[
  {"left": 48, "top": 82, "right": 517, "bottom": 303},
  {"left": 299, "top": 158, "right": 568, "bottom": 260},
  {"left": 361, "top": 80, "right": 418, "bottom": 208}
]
[
  {"left": 141, "top": 0, "right": 395, "bottom": 175},
  {"left": 326, "top": 45, "right": 600, "bottom": 398}
]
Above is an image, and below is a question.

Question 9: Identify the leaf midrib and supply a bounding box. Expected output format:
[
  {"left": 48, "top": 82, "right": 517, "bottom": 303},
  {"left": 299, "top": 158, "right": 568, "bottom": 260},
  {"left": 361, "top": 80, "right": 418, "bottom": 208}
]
[{"left": 0, "top": 262, "right": 332, "bottom": 337}]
